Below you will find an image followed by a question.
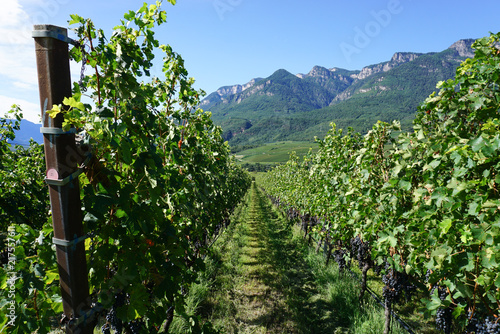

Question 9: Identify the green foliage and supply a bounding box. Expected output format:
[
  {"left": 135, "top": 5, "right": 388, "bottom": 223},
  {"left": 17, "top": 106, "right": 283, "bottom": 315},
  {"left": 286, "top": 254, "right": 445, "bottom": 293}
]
[
  {"left": 0, "top": 106, "right": 49, "bottom": 231},
  {"left": 0, "top": 106, "right": 58, "bottom": 333},
  {"left": 262, "top": 33, "right": 500, "bottom": 331},
  {"left": 1, "top": 2, "right": 251, "bottom": 333}
]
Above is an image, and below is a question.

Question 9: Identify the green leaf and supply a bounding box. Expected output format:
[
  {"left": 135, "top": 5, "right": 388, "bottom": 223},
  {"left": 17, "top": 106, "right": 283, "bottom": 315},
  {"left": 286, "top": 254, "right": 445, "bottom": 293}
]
[
  {"left": 63, "top": 96, "right": 85, "bottom": 111},
  {"left": 115, "top": 209, "right": 127, "bottom": 219},
  {"left": 431, "top": 247, "right": 448, "bottom": 269},
  {"left": 471, "top": 227, "right": 486, "bottom": 242},
  {"left": 51, "top": 295, "right": 64, "bottom": 313},
  {"left": 470, "top": 136, "right": 485, "bottom": 152},
  {"left": 425, "top": 295, "right": 443, "bottom": 311},
  {"left": 45, "top": 270, "right": 59, "bottom": 285},
  {"left": 481, "top": 248, "right": 498, "bottom": 269},
  {"left": 471, "top": 96, "right": 488, "bottom": 110},
  {"left": 121, "top": 139, "right": 132, "bottom": 164},
  {"left": 439, "top": 219, "right": 453, "bottom": 234},
  {"left": 468, "top": 201, "right": 481, "bottom": 216},
  {"left": 47, "top": 104, "right": 61, "bottom": 118},
  {"left": 398, "top": 179, "right": 411, "bottom": 191},
  {"left": 424, "top": 159, "right": 441, "bottom": 171},
  {"left": 69, "top": 14, "right": 84, "bottom": 25}
]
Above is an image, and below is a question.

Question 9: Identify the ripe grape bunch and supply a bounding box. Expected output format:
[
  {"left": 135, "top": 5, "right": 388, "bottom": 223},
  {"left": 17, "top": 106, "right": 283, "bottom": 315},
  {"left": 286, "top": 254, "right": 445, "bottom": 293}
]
[
  {"left": 126, "top": 320, "right": 144, "bottom": 334},
  {"left": 101, "top": 292, "right": 126, "bottom": 334},
  {"left": 382, "top": 269, "right": 401, "bottom": 304},
  {"left": 333, "top": 249, "right": 348, "bottom": 272},
  {"left": 434, "top": 287, "right": 453, "bottom": 334},
  {"left": 382, "top": 268, "right": 416, "bottom": 305},
  {"left": 350, "top": 236, "right": 371, "bottom": 268},
  {"left": 466, "top": 313, "right": 500, "bottom": 334}
]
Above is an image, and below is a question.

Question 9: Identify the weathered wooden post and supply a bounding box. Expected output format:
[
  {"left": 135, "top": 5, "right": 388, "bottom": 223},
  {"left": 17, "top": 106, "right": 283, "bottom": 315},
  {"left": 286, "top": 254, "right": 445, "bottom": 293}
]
[{"left": 33, "top": 24, "right": 95, "bottom": 334}]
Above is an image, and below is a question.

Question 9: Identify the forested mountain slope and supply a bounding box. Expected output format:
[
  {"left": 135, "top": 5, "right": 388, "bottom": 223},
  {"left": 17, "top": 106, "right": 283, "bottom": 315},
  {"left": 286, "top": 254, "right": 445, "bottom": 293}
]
[{"left": 201, "top": 39, "right": 475, "bottom": 146}]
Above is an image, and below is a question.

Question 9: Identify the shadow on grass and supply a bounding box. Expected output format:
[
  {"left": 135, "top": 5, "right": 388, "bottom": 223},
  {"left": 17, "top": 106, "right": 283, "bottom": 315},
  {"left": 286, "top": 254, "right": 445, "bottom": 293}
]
[
  {"left": 250, "top": 189, "right": 345, "bottom": 333},
  {"left": 195, "top": 184, "right": 409, "bottom": 334}
]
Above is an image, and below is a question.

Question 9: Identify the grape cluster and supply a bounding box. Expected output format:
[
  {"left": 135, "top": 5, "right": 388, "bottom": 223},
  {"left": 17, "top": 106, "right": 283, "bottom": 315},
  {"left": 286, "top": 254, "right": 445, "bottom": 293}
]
[
  {"left": 105, "top": 307, "right": 122, "bottom": 334},
  {"left": 333, "top": 249, "right": 348, "bottom": 272},
  {"left": 350, "top": 236, "right": 371, "bottom": 268},
  {"left": 425, "top": 269, "right": 431, "bottom": 283},
  {"left": 102, "top": 292, "right": 126, "bottom": 334},
  {"left": 382, "top": 269, "right": 416, "bottom": 305},
  {"left": 100, "top": 323, "right": 111, "bottom": 334},
  {"left": 382, "top": 269, "right": 401, "bottom": 304},
  {"left": 127, "top": 320, "right": 144, "bottom": 334},
  {"left": 466, "top": 313, "right": 500, "bottom": 334},
  {"left": 434, "top": 287, "right": 453, "bottom": 334}
]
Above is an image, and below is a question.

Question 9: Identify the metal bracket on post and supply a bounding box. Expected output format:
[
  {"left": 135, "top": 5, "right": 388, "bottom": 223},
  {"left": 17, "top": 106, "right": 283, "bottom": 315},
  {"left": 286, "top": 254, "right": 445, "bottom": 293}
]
[
  {"left": 67, "top": 303, "right": 103, "bottom": 332},
  {"left": 32, "top": 29, "right": 78, "bottom": 46},
  {"left": 40, "top": 127, "right": 78, "bottom": 135}
]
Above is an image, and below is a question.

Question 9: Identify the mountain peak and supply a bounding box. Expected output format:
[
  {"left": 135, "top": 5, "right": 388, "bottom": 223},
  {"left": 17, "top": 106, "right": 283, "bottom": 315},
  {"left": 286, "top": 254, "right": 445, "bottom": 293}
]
[
  {"left": 307, "top": 66, "right": 330, "bottom": 77},
  {"left": 448, "top": 39, "right": 476, "bottom": 58},
  {"left": 270, "top": 68, "right": 294, "bottom": 79}
]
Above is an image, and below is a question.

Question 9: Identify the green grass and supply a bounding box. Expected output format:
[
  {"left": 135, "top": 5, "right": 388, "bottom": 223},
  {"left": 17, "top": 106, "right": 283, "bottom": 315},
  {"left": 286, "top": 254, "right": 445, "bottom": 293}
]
[
  {"left": 234, "top": 141, "right": 318, "bottom": 164},
  {"left": 175, "top": 183, "right": 413, "bottom": 333}
]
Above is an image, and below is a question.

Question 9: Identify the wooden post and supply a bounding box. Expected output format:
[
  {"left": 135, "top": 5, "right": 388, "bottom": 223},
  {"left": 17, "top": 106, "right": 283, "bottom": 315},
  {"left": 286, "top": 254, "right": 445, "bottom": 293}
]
[{"left": 33, "top": 24, "right": 95, "bottom": 334}]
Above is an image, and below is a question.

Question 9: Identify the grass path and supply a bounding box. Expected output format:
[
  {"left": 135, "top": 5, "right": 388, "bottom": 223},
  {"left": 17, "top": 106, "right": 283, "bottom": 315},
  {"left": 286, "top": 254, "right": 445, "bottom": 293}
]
[
  {"left": 186, "top": 182, "right": 409, "bottom": 334},
  {"left": 229, "top": 181, "right": 293, "bottom": 332},
  {"left": 204, "top": 183, "right": 338, "bottom": 333}
]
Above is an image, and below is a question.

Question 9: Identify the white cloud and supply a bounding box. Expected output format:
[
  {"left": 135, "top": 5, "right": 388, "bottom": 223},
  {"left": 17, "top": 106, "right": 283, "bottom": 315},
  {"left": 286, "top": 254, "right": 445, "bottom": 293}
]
[
  {"left": 0, "top": 44, "right": 37, "bottom": 88},
  {"left": 0, "top": 1, "right": 34, "bottom": 46},
  {"left": 0, "top": 94, "right": 41, "bottom": 123},
  {"left": 0, "top": 0, "right": 28, "bottom": 27},
  {"left": 13, "top": 81, "right": 34, "bottom": 90},
  {"left": 0, "top": 0, "right": 38, "bottom": 123},
  {"left": 0, "top": 0, "right": 78, "bottom": 122}
]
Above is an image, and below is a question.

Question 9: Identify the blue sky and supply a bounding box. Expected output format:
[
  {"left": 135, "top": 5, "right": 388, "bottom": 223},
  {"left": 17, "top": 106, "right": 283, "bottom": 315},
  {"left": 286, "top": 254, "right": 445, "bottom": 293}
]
[{"left": 2, "top": 0, "right": 500, "bottom": 123}]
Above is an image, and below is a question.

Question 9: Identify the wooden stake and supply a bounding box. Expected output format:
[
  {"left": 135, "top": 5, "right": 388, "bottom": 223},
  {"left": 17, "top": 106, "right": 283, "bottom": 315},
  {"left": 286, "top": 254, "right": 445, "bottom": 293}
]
[{"left": 33, "top": 24, "right": 95, "bottom": 334}]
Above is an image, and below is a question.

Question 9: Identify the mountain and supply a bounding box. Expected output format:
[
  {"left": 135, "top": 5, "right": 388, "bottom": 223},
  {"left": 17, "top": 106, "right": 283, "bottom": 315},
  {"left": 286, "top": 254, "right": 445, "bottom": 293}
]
[
  {"left": 201, "top": 39, "right": 476, "bottom": 147},
  {"left": 9, "top": 119, "right": 43, "bottom": 147}
]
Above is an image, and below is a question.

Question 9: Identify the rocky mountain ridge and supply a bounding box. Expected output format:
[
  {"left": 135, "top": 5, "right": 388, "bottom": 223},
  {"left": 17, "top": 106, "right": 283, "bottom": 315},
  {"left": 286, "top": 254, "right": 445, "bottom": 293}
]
[
  {"left": 201, "top": 39, "right": 476, "bottom": 146},
  {"left": 448, "top": 39, "right": 476, "bottom": 58},
  {"left": 202, "top": 39, "right": 475, "bottom": 110}
]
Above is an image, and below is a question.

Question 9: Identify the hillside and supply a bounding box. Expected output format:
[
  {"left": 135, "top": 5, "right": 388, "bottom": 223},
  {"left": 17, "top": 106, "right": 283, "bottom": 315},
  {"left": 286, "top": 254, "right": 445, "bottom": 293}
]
[
  {"left": 8, "top": 119, "right": 42, "bottom": 147},
  {"left": 201, "top": 39, "right": 475, "bottom": 147}
]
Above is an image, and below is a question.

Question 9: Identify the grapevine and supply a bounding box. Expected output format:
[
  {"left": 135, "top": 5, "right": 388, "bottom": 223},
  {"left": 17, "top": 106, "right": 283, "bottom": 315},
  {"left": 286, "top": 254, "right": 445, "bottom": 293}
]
[
  {"left": 262, "top": 32, "right": 500, "bottom": 332},
  {"left": 0, "top": 1, "right": 251, "bottom": 333}
]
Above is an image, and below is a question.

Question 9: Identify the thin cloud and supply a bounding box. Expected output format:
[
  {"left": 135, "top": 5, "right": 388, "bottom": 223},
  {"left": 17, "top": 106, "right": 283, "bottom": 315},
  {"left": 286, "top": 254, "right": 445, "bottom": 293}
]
[
  {"left": 0, "top": 0, "right": 28, "bottom": 27},
  {"left": 0, "top": 94, "right": 41, "bottom": 123},
  {"left": 0, "top": 0, "right": 73, "bottom": 123}
]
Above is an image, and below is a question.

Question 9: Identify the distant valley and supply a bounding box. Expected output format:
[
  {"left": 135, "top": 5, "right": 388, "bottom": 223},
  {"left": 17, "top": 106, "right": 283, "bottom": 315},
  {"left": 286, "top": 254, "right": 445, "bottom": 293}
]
[{"left": 201, "top": 39, "right": 476, "bottom": 149}]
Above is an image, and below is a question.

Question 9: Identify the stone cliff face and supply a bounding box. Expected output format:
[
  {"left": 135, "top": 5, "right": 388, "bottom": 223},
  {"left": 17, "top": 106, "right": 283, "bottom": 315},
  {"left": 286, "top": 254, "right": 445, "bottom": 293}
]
[
  {"left": 216, "top": 78, "right": 260, "bottom": 98},
  {"left": 448, "top": 39, "right": 476, "bottom": 58},
  {"left": 200, "top": 78, "right": 262, "bottom": 106},
  {"left": 351, "top": 52, "right": 421, "bottom": 80},
  {"left": 330, "top": 52, "right": 421, "bottom": 102}
]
